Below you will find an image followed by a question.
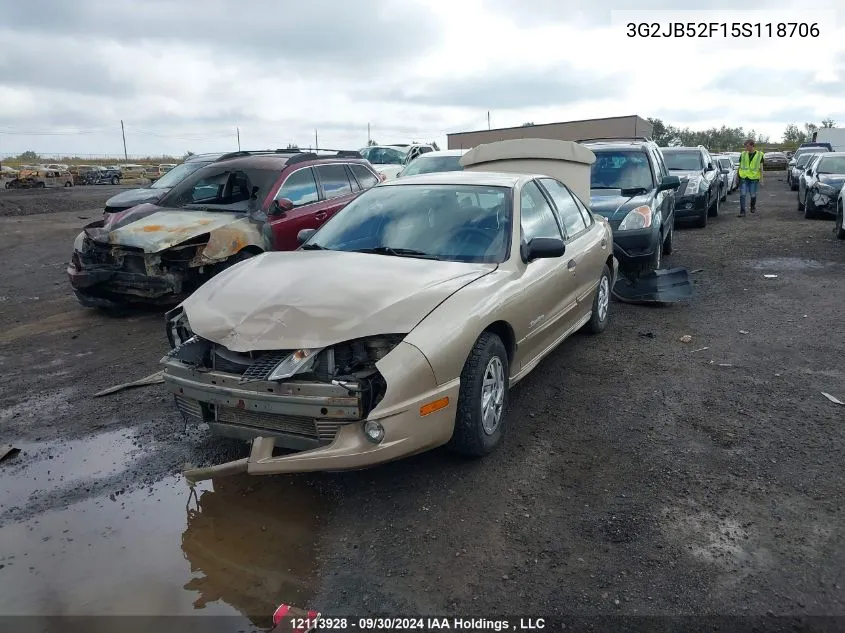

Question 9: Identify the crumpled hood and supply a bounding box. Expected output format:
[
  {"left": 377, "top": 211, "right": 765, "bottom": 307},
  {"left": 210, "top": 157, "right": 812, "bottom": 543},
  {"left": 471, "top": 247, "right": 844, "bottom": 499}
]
[
  {"left": 181, "top": 250, "right": 497, "bottom": 351},
  {"left": 84, "top": 204, "right": 245, "bottom": 253},
  {"left": 589, "top": 191, "right": 649, "bottom": 222},
  {"left": 819, "top": 174, "right": 845, "bottom": 189},
  {"left": 105, "top": 187, "right": 168, "bottom": 210}
]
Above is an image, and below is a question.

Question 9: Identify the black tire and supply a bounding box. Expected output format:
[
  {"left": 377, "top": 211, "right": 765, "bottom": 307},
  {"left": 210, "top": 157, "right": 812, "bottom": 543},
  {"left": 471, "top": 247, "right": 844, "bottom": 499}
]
[
  {"left": 586, "top": 264, "right": 612, "bottom": 334},
  {"left": 836, "top": 205, "right": 845, "bottom": 239},
  {"left": 696, "top": 205, "right": 708, "bottom": 228},
  {"left": 798, "top": 190, "right": 804, "bottom": 210},
  {"left": 663, "top": 224, "right": 673, "bottom": 256},
  {"left": 447, "top": 332, "right": 509, "bottom": 457},
  {"left": 708, "top": 190, "right": 719, "bottom": 217},
  {"left": 110, "top": 176, "right": 119, "bottom": 185},
  {"left": 804, "top": 193, "right": 816, "bottom": 219},
  {"left": 64, "top": 181, "right": 72, "bottom": 187}
]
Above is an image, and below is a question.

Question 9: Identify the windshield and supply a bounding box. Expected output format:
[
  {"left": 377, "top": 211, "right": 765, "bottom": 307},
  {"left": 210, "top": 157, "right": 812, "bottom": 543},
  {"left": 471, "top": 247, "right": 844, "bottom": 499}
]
[
  {"left": 590, "top": 150, "right": 654, "bottom": 189},
  {"left": 304, "top": 184, "right": 512, "bottom": 263},
  {"left": 817, "top": 156, "right": 845, "bottom": 174},
  {"left": 662, "top": 151, "right": 703, "bottom": 171},
  {"left": 401, "top": 155, "right": 464, "bottom": 176},
  {"left": 360, "top": 146, "right": 408, "bottom": 165},
  {"left": 150, "top": 161, "right": 211, "bottom": 189},
  {"left": 796, "top": 153, "right": 817, "bottom": 167},
  {"left": 156, "top": 166, "right": 282, "bottom": 211}
]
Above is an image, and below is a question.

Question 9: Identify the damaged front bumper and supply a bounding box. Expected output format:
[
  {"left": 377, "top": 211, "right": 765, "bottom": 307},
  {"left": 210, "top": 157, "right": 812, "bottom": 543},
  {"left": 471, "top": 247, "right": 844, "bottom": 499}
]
[
  {"left": 67, "top": 239, "right": 210, "bottom": 307},
  {"left": 161, "top": 341, "right": 459, "bottom": 480}
]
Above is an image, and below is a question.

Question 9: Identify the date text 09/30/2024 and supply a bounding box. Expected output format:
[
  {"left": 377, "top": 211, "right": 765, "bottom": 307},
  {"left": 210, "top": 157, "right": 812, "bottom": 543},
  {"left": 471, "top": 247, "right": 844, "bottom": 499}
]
[
  {"left": 625, "top": 22, "right": 819, "bottom": 38},
  {"left": 285, "top": 617, "right": 546, "bottom": 631}
]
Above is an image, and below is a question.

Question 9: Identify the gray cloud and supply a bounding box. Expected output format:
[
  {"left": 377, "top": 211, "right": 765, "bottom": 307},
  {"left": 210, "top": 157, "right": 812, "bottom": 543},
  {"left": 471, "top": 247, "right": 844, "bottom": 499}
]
[
  {"left": 651, "top": 107, "right": 728, "bottom": 122},
  {"left": 706, "top": 69, "right": 844, "bottom": 99},
  {"left": 0, "top": 0, "right": 442, "bottom": 73},
  {"left": 480, "top": 0, "right": 773, "bottom": 27},
  {"left": 365, "top": 67, "right": 620, "bottom": 109},
  {"left": 0, "top": 46, "right": 138, "bottom": 97}
]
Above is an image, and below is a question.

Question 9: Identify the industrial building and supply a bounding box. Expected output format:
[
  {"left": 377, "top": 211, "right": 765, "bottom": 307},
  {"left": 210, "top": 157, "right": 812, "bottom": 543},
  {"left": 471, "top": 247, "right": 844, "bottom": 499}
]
[{"left": 447, "top": 115, "right": 653, "bottom": 150}]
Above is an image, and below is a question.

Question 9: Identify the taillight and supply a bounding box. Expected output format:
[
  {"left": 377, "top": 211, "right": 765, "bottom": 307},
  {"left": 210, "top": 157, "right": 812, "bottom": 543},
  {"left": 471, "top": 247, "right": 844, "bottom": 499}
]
[{"left": 71, "top": 252, "right": 82, "bottom": 270}]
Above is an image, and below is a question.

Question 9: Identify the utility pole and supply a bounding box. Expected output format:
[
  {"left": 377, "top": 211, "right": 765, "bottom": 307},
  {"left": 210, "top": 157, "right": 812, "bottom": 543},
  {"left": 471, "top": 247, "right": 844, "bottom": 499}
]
[
  {"left": 120, "top": 120, "right": 128, "bottom": 160},
  {"left": 487, "top": 111, "right": 491, "bottom": 130},
  {"left": 315, "top": 129, "right": 318, "bottom": 151},
  {"left": 367, "top": 123, "right": 371, "bottom": 145},
  {"left": 236, "top": 126, "right": 241, "bottom": 151}
]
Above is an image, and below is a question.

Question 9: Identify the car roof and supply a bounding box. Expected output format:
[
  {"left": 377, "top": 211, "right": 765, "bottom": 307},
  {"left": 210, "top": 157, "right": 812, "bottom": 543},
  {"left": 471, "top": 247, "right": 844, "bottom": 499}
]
[
  {"left": 660, "top": 146, "right": 701, "bottom": 151},
  {"left": 203, "top": 152, "right": 369, "bottom": 170},
  {"left": 379, "top": 170, "right": 527, "bottom": 188},
  {"left": 816, "top": 151, "right": 845, "bottom": 158},
  {"left": 583, "top": 140, "right": 654, "bottom": 151},
  {"left": 410, "top": 149, "right": 468, "bottom": 157}
]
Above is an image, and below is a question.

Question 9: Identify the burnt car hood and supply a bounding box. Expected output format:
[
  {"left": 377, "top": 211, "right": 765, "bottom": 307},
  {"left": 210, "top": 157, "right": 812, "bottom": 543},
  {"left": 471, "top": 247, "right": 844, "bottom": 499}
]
[
  {"left": 83, "top": 203, "right": 248, "bottom": 253},
  {"left": 589, "top": 190, "right": 650, "bottom": 222},
  {"left": 105, "top": 187, "right": 168, "bottom": 210},
  {"left": 180, "top": 250, "right": 497, "bottom": 351}
]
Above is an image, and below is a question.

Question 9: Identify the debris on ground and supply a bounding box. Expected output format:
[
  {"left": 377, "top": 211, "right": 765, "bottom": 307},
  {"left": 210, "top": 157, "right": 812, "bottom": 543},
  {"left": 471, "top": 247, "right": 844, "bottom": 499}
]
[
  {"left": 691, "top": 346, "right": 709, "bottom": 353},
  {"left": 93, "top": 370, "right": 165, "bottom": 397},
  {"left": 0, "top": 445, "right": 20, "bottom": 463},
  {"left": 272, "top": 604, "right": 321, "bottom": 632},
  {"left": 764, "top": 274, "right": 778, "bottom": 278},
  {"left": 689, "top": 269, "right": 704, "bottom": 274},
  {"left": 821, "top": 392, "right": 844, "bottom": 406},
  {"left": 639, "top": 332, "right": 656, "bottom": 338},
  {"left": 680, "top": 335, "right": 693, "bottom": 343},
  {"left": 739, "top": 330, "right": 750, "bottom": 334},
  {"left": 613, "top": 268, "right": 694, "bottom": 304}
]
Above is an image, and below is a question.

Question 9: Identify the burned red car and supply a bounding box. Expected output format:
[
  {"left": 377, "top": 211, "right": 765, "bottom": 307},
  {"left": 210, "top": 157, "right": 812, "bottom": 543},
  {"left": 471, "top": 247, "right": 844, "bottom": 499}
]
[{"left": 67, "top": 149, "right": 380, "bottom": 308}]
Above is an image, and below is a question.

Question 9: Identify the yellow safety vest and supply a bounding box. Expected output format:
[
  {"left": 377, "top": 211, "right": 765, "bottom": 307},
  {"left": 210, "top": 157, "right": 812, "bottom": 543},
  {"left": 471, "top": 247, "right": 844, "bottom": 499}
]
[{"left": 738, "top": 151, "right": 763, "bottom": 180}]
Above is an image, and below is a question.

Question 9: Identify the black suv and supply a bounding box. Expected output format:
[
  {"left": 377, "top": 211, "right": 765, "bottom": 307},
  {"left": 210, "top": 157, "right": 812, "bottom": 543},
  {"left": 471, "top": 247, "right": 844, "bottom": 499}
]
[
  {"left": 581, "top": 137, "right": 680, "bottom": 278},
  {"left": 660, "top": 146, "right": 723, "bottom": 227},
  {"left": 103, "top": 151, "right": 272, "bottom": 214}
]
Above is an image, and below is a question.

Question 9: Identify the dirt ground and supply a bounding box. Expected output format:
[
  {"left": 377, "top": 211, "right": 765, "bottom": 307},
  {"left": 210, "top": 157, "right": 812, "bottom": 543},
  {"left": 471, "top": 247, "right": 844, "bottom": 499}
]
[{"left": 0, "top": 178, "right": 843, "bottom": 629}]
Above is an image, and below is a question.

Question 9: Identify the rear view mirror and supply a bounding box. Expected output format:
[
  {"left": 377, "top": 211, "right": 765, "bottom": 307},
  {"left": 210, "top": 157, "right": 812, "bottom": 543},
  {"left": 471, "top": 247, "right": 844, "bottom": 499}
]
[
  {"left": 522, "top": 237, "right": 565, "bottom": 262},
  {"left": 271, "top": 197, "right": 294, "bottom": 215},
  {"left": 657, "top": 175, "right": 681, "bottom": 192},
  {"left": 297, "top": 228, "right": 317, "bottom": 245}
]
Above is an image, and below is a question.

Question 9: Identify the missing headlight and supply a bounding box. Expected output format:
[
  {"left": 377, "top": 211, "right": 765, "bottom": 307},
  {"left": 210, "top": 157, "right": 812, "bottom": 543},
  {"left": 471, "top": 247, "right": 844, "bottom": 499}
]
[{"left": 165, "top": 306, "right": 193, "bottom": 349}]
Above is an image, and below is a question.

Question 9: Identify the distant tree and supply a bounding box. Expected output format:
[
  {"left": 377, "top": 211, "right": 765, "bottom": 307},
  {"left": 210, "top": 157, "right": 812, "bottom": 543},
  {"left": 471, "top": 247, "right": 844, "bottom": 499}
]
[
  {"left": 804, "top": 122, "right": 819, "bottom": 139},
  {"left": 367, "top": 139, "right": 378, "bottom": 146},
  {"left": 183, "top": 151, "right": 195, "bottom": 159},
  {"left": 285, "top": 143, "right": 300, "bottom": 150},
  {"left": 782, "top": 123, "right": 804, "bottom": 144},
  {"left": 16, "top": 150, "right": 40, "bottom": 162},
  {"left": 821, "top": 118, "right": 836, "bottom": 128},
  {"left": 521, "top": 122, "right": 535, "bottom": 127},
  {"left": 647, "top": 117, "right": 683, "bottom": 146}
]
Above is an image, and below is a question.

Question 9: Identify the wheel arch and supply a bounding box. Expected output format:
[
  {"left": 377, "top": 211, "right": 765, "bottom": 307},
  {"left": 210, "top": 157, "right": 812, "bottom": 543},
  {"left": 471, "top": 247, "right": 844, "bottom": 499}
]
[{"left": 481, "top": 320, "right": 516, "bottom": 367}]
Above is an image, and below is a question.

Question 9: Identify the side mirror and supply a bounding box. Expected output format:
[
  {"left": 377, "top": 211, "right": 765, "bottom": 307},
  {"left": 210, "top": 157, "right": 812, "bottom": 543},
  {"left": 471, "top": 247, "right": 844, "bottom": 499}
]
[
  {"left": 522, "top": 237, "right": 565, "bottom": 262},
  {"left": 657, "top": 175, "right": 681, "bottom": 192},
  {"left": 270, "top": 197, "right": 294, "bottom": 216},
  {"left": 706, "top": 162, "right": 714, "bottom": 171},
  {"left": 297, "top": 228, "right": 317, "bottom": 245}
]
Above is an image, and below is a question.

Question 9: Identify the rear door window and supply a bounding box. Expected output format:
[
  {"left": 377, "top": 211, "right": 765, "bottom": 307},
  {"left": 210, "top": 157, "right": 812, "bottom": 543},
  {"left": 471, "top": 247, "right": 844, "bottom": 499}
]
[
  {"left": 316, "top": 164, "right": 354, "bottom": 199},
  {"left": 275, "top": 168, "right": 319, "bottom": 206}
]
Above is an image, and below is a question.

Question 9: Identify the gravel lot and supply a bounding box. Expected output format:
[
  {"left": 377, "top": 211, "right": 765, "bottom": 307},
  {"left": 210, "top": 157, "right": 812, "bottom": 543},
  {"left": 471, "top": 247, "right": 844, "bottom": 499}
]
[{"left": 0, "top": 178, "right": 843, "bottom": 629}]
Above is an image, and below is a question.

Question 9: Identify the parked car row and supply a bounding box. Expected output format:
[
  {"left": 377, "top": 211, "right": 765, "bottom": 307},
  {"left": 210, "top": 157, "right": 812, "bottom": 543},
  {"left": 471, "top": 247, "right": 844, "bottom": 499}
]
[
  {"left": 67, "top": 139, "right": 622, "bottom": 479},
  {"left": 795, "top": 152, "right": 845, "bottom": 219}
]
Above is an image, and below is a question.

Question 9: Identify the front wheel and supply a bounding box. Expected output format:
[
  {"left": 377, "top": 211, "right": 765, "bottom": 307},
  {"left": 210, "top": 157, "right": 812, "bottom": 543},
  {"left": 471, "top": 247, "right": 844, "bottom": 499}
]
[
  {"left": 708, "top": 191, "right": 719, "bottom": 217},
  {"left": 586, "top": 264, "right": 612, "bottom": 335},
  {"left": 448, "top": 332, "right": 510, "bottom": 457},
  {"left": 663, "top": 224, "right": 674, "bottom": 256},
  {"left": 836, "top": 205, "right": 845, "bottom": 239},
  {"left": 110, "top": 176, "right": 119, "bottom": 185},
  {"left": 804, "top": 193, "right": 816, "bottom": 219}
]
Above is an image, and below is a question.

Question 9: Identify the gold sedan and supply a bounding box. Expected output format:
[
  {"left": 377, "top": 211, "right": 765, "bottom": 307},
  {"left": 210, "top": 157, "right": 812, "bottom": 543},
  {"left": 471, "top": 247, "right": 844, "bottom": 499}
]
[{"left": 161, "top": 140, "right": 617, "bottom": 480}]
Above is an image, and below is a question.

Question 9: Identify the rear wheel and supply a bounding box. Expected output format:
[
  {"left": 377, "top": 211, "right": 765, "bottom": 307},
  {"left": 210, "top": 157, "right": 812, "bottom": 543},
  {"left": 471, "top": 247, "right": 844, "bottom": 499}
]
[
  {"left": 448, "top": 332, "right": 509, "bottom": 457},
  {"left": 586, "top": 264, "right": 612, "bottom": 334},
  {"left": 798, "top": 190, "right": 804, "bottom": 210},
  {"left": 110, "top": 176, "right": 119, "bottom": 185}
]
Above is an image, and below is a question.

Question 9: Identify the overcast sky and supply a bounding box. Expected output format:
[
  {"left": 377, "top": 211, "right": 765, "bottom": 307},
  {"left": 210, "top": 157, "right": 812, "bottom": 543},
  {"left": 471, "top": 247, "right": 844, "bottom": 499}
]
[{"left": 1, "top": 0, "right": 843, "bottom": 159}]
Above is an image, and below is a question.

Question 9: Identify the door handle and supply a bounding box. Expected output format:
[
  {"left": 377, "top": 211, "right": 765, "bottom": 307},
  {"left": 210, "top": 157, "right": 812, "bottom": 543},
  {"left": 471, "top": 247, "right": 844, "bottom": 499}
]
[
  {"left": 567, "top": 260, "right": 577, "bottom": 271},
  {"left": 314, "top": 212, "right": 327, "bottom": 221}
]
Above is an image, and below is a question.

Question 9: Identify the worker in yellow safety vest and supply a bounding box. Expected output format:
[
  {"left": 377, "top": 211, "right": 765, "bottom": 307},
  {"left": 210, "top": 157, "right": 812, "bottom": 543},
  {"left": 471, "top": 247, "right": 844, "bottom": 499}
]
[{"left": 737, "top": 138, "right": 764, "bottom": 217}]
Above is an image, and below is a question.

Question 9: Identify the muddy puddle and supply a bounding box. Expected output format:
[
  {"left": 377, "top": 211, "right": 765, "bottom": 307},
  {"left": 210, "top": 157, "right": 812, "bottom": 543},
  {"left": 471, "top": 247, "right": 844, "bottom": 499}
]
[{"left": 0, "top": 430, "right": 328, "bottom": 629}]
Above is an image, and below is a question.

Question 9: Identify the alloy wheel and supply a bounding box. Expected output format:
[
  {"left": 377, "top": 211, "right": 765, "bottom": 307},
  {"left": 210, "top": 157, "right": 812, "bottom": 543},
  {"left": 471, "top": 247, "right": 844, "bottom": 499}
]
[
  {"left": 480, "top": 356, "right": 505, "bottom": 435},
  {"left": 597, "top": 275, "right": 610, "bottom": 322}
]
